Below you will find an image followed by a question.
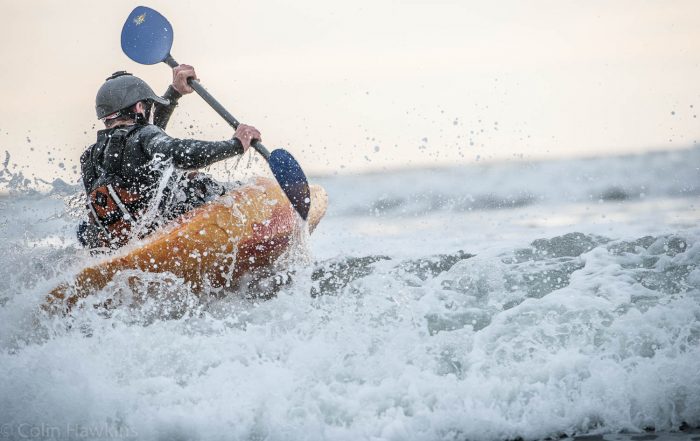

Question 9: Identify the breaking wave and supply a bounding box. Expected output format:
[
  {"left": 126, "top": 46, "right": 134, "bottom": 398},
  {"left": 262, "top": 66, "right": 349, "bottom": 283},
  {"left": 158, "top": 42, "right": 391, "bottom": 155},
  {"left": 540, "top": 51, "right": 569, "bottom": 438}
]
[{"left": 0, "top": 147, "right": 699, "bottom": 440}]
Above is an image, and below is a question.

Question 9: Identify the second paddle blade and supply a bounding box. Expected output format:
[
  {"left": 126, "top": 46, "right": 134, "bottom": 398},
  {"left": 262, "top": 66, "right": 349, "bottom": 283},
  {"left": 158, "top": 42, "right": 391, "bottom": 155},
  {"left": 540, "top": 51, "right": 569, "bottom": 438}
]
[
  {"left": 269, "top": 150, "right": 311, "bottom": 221},
  {"left": 121, "top": 6, "right": 174, "bottom": 65}
]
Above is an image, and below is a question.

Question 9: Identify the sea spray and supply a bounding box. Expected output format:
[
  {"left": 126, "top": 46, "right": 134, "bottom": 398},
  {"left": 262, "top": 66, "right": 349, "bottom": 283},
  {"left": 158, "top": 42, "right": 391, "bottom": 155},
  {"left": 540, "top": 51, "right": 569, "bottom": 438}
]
[{"left": 1, "top": 148, "right": 699, "bottom": 440}]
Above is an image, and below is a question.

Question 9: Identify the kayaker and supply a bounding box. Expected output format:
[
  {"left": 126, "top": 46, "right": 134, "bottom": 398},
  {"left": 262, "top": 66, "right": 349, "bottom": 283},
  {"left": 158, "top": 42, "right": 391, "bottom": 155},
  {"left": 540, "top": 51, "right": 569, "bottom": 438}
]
[{"left": 78, "top": 65, "right": 261, "bottom": 249}]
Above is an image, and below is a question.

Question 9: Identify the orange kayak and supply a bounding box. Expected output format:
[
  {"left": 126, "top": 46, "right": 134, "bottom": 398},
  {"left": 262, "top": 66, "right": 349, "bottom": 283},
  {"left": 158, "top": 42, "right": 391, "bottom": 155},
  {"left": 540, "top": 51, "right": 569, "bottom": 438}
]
[{"left": 47, "top": 177, "right": 328, "bottom": 311}]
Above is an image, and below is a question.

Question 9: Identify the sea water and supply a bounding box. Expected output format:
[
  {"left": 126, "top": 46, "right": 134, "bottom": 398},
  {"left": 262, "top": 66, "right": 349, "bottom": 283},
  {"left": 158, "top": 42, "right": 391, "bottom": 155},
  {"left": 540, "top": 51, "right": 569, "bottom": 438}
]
[{"left": 0, "top": 148, "right": 698, "bottom": 440}]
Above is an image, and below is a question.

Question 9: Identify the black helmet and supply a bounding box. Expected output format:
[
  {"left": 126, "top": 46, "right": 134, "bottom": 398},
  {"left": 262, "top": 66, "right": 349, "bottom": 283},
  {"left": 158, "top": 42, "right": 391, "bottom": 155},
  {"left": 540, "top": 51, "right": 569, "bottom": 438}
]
[{"left": 95, "top": 71, "right": 169, "bottom": 119}]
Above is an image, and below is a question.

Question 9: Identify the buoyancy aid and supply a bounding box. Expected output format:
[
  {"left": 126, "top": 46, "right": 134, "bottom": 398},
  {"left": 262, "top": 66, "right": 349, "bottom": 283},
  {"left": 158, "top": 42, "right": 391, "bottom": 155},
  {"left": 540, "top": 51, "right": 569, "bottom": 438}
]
[
  {"left": 79, "top": 123, "right": 232, "bottom": 250},
  {"left": 85, "top": 125, "right": 148, "bottom": 247}
]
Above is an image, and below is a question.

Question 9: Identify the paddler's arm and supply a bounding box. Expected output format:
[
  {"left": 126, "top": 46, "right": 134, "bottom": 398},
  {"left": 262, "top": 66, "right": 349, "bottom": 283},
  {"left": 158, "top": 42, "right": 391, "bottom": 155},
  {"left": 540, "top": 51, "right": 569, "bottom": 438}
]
[
  {"left": 152, "top": 86, "right": 182, "bottom": 129},
  {"left": 137, "top": 124, "right": 259, "bottom": 170},
  {"left": 153, "top": 64, "right": 197, "bottom": 130}
]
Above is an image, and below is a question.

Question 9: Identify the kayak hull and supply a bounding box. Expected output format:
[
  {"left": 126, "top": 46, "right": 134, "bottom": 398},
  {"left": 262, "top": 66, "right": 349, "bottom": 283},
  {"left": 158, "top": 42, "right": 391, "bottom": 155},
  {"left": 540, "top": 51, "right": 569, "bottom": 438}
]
[{"left": 47, "top": 178, "right": 327, "bottom": 311}]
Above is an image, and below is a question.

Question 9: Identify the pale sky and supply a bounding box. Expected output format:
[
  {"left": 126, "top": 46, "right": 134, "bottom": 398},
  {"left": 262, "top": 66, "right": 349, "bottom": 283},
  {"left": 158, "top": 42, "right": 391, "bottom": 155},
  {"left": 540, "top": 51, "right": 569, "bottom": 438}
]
[{"left": 1, "top": 0, "right": 699, "bottom": 184}]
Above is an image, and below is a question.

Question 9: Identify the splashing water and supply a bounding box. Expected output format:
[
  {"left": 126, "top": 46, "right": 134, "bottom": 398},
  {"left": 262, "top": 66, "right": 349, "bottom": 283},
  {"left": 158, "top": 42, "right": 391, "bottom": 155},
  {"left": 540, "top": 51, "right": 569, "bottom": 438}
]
[{"left": 0, "top": 148, "right": 699, "bottom": 440}]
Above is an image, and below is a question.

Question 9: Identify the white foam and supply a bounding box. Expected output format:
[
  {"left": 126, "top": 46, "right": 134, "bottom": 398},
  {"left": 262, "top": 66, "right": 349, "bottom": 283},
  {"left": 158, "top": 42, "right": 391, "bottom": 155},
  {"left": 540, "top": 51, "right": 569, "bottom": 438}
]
[{"left": 0, "top": 150, "right": 698, "bottom": 440}]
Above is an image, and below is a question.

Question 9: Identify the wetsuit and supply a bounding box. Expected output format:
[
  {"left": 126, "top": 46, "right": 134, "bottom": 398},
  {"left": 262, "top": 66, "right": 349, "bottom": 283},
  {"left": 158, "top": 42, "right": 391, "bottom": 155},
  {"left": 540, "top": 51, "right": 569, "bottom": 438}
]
[{"left": 78, "top": 86, "right": 245, "bottom": 249}]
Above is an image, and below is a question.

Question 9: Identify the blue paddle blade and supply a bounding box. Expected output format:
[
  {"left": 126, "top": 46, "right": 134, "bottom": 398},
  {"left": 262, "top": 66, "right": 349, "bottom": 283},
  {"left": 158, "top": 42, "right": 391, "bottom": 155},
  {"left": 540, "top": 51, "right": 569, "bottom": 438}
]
[
  {"left": 269, "top": 150, "right": 311, "bottom": 221},
  {"left": 121, "top": 6, "right": 173, "bottom": 65}
]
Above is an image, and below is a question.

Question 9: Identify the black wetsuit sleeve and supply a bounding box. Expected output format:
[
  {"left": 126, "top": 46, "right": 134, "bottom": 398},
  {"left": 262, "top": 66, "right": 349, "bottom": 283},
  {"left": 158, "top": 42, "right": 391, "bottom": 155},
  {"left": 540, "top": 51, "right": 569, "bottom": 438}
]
[
  {"left": 137, "top": 125, "right": 245, "bottom": 169},
  {"left": 152, "top": 86, "right": 182, "bottom": 130}
]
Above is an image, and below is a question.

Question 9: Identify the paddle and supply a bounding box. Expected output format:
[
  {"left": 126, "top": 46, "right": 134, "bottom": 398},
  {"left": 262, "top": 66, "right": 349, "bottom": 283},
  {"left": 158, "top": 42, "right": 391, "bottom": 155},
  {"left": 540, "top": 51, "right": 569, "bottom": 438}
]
[{"left": 120, "top": 6, "right": 311, "bottom": 220}]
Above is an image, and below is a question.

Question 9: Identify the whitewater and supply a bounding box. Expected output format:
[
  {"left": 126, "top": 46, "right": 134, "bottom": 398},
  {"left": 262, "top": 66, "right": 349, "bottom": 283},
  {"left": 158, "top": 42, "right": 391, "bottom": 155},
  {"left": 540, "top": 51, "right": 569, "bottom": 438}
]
[{"left": 0, "top": 147, "right": 699, "bottom": 441}]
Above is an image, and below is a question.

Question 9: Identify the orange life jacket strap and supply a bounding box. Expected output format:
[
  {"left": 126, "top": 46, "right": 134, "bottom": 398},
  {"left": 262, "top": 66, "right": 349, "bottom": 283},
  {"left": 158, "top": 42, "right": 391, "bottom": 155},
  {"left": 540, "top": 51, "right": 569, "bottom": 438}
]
[{"left": 106, "top": 184, "right": 135, "bottom": 222}]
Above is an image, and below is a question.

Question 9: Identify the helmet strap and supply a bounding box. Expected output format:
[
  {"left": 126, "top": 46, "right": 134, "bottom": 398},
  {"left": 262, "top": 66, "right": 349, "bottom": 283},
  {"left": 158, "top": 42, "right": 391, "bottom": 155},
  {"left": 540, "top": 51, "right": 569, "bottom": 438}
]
[
  {"left": 126, "top": 101, "right": 151, "bottom": 125},
  {"left": 143, "top": 102, "right": 153, "bottom": 124},
  {"left": 103, "top": 101, "right": 151, "bottom": 126},
  {"left": 134, "top": 111, "right": 147, "bottom": 125}
]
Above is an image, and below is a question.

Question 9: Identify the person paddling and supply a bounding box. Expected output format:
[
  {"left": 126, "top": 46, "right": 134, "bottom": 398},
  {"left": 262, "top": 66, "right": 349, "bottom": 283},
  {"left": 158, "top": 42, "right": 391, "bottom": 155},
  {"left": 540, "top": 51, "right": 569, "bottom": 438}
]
[{"left": 78, "top": 64, "right": 261, "bottom": 249}]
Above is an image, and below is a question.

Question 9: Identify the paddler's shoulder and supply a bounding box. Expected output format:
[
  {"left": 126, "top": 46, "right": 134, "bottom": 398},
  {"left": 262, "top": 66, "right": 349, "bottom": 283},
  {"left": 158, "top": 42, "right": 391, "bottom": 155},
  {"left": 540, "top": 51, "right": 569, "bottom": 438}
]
[
  {"left": 127, "top": 123, "right": 169, "bottom": 144},
  {"left": 80, "top": 145, "right": 93, "bottom": 165},
  {"left": 80, "top": 129, "right": 110, "bottom": 163}
]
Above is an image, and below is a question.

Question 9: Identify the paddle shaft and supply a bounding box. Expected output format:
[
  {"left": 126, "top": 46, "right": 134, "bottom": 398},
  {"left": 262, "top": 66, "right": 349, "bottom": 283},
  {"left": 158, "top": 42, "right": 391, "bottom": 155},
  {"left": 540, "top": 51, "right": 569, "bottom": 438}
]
[{"left": 164, "top": 55, "right": 270, "bottom": 160}]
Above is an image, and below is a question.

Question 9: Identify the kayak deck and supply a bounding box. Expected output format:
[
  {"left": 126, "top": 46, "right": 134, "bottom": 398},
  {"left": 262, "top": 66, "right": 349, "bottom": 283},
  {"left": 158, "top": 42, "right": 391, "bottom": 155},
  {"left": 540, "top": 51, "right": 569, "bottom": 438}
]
[{"left": 47, "top": 178, "right": 327, "bottom": 312}]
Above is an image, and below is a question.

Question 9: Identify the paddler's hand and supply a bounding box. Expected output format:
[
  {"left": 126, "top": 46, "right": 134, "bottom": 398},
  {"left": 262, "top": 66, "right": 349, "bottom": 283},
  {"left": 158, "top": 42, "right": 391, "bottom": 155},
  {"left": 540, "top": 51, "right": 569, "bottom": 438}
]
[
  {"left": 234, "top": 124, "right": 261, "bottom": 153},
  {"left": 172, "top": 64, "right": 197, "bottom": 95}
]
